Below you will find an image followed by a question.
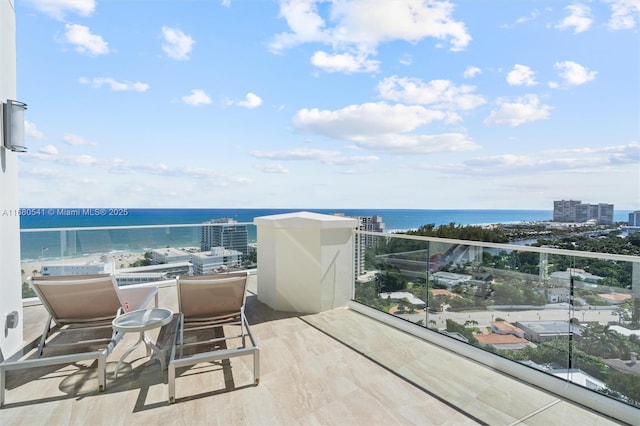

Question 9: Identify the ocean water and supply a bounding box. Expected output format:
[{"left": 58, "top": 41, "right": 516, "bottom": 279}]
[
  {"left": 20, "top": 208, "right": 559, "bottom": 230},
  {"left": 19, "top": 208, "right": 631, "bottom": 260}
]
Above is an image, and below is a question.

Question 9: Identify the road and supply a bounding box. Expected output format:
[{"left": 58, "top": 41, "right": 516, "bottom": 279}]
[{"left": 398, "top": 305, "right": 619, "bottom": 330}]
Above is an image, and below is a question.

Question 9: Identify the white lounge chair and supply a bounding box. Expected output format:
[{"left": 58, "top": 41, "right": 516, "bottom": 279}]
[
  {"left": 168, "top": 272, "right": 259, "bottom": 403},
  {"left": 0, "top": 274, "right": 157, "bottom": 406}
]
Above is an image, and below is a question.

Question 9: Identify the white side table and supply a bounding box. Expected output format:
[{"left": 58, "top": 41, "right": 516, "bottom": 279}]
[{"left": 112, "top": 308, "right": 174, "bottom": 378}]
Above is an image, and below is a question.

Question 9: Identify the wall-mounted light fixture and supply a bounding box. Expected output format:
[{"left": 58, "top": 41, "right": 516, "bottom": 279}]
[{"left": 2, "top": 99, "right": 28, "bottom": 153}]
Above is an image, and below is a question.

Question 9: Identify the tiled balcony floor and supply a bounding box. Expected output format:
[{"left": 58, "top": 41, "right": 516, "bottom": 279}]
[{"left": 0, "top": 284, "right": 624, "bottom": 425}]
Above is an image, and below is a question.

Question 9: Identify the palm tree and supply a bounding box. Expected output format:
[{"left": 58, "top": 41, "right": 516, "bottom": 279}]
[{"left": 579, "top": 324, "right": 623, "bottom": 358}]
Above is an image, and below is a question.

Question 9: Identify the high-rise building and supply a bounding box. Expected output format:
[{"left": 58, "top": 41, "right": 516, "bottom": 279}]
[
  {"left": 553, "top": 200, "right": 582, "bottom": 222},
  {"left": 353, "top": 215, "right": 385, "bottom": 278},
  {"left": 553, "top": 200, "right": 614, "bottom": 225},
  {"left": 200, "top": 218, "right": 249, "bottom": 255},
  {"left": 629, "top": 211, "right": 640, "bottom": 226}
]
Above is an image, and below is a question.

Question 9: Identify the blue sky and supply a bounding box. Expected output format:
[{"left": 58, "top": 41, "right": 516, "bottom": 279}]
[{"left": 15, "top": 0, "right": 640, "bottom": 210}]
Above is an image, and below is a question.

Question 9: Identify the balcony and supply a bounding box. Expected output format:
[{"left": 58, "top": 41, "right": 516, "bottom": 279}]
[{"left": 2, "top": 213, "right": 638, "bottom": 424}]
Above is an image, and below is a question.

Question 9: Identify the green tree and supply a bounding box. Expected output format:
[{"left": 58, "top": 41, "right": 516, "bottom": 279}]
[
  {"left": 604, "top": 372, "right": 640, "bottom": 406},
  {"left": 577, "top": 323, "right": 637, "bottom": 359},
  {"left": 492, "top": 281, "right": 525, "bottom": 305},
  {"left": 445, "top": 319, "right": 478, "bottom": 344},
  {"left": 375, "top": 270, "right": 404, "bottom": 292}
]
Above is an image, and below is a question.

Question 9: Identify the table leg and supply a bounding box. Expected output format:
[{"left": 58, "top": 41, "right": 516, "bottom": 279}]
[
  {"left": 144, "top": 334, "right": 167, "bottom": 371},
  {"left": 114, "top": 332, "right": 144, "bottom": 379}
]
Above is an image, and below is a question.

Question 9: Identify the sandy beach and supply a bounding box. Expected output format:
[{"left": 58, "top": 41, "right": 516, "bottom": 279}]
[{"left": 21, "top": 252, "right": 146, "bottom": 278}]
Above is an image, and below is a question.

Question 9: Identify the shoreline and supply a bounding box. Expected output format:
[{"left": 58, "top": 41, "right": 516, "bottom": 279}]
[{"left": 21, "top": 251, "right": 146, "bottom": 278}]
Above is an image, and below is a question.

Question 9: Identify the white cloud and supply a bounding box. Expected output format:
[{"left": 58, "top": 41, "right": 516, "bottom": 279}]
[
  {"left": 269, "top": 0, "right": 330, "bottom": 53},
  {"left": 377, "top": 76, "right": 485, "bottom": 111},
  {"left": 399, "top": 54, "right": 413, "bottom": 66},
  {"left": 311, "top": 51, "right": 380, "bottom": 73},
  {"left": 63, "top": 24, "right": 109, "bottom": 56},
  {"left": 251, "top": 148, "right": 379, "bottom": 166},
  {"left": 79, "top": 77, "right": 149, "bottom": 92},
  {"left": 293, "top": 102, "right": 477, "bottom": 154},
  {"left": 39, "top": 145, "right": 59, "bottom": 156},
  {"left": 260, "top": 164, "right": 289, "bottom": 174},
  {"left": 161, "top": 26, "right": 194, "bottom": 60},
  {"left": 454, "top": 142, "right": 640, "bottom": 176},
  {"left": 25, "top": 121, "right": 45, "bottom": 140},
  {"left": 63, "top": 133, "right": 96, "bottom": 146},
  {"left": 251, "top": 148, "right": 341, "bottom": 161},
  {"left": 464, "top": 154, "right": 604, "bottom": 174},
  {"left": 556, "top": 4, "right": 593, "bottom": 34},
  {"left": 294, "top": 102, "right": 454, "bottom": 138},
  {"left": 22, "top": 167, "right": 64, "bottom": 179},
  {"left": 60, "top": 154, "right": 98, "bottom": 166},
  {"left": 349, "top": 133, "right": 476, "bottom": 154},
  {"left": 506, "top": 64, "right": 537, "bottom": 86},
  {"left": 329, "top": 0, "right": 471, "bottom": 51},
  {"left": 26, "top": 0, "right": 95, "bottom": 20},
  {"left": 463, "top": 66, "right": 482, "bottom": 79},
  {"left": 603, "top": 0, "right": 640, "bottom": 30},
  {"left": 269, "top": 0, "right": 471, "bottom": 73},
  {"left": 182, "top": 89, "right": 212, "bottom": 106},
  {"left": 500, "top": 9, "right": 541, "bottom": 28},
  {"left": 484, "top": 94, "right": 551, "bottom": 126},
  {"left": 323, "top": 155, "right": 379, "bottom": 165},
  {"left": 609, "top": 141, "right": 640, "bottom": 163},
  {"left": 554, "top": 61, "right": 597, "bottom": 85},
  {"left": 544, "top": 142, "right": 639, "bottom": 164},
  {"left": 236, "top": 93, "right": 263, "bottom": 109}
]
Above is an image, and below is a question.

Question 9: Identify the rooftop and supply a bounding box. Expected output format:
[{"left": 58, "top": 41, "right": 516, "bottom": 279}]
[{"left": 0, "top": 278, "right": 624, "bottom": 425}]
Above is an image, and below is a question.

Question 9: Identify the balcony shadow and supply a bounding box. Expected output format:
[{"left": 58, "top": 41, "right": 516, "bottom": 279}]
[{"left": 243, "top": 292, "right": 309, "bottom": 325}]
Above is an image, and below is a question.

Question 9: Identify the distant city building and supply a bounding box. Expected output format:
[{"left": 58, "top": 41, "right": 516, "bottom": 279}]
[
  {"left": 430, "top": 271, "right": 472, "bottom": 289},
  {"left": 628, "top": 210, "right": 640, "bottom": 237},
  {"left": 516, "top": 320, "right": 582, "bottom": 343},
  {"left": 119, "top": 261, "right": 193, "bottom": 278},
  {"left": 40, "top": 259, "right": 192, "bottom": 284},
  {"left": 151, "top": 247, "right": 192, "bottom": 265},
  {"left": 553, "top": 200, "right": 614, "bottom": 225},
  {"left": 353, "top": 215, "right": 385, "bottom": 278},
  {"left": 378, "top": 291, "right": 426, "bottom": 309},
  {"left": 548, "top": 268, "right": 604, "bottom": 286},
  {"left": 357, "top": 215, "right": 385, "bottom": 244},
  {"left": 114, "top": 272, "right": 170, "bottom": 286},
  {"left": 190, "top": 247, "right": 242, "bottom": 275},
  {"left": 201, "top": 218, "right": 249, "bottom": 255},
  {"left": 474, "top": 333, "right": 533, "bottom": 351},
  {"left": 40, "top": 261, "right": 115, "bottom": 276}
]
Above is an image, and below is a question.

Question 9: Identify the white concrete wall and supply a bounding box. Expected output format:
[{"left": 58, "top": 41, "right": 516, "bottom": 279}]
[
  {"left": 0, "top": 0, "right": 24, "bottom": 361},
  {"left": 255, "top": 211, "right": 357, "bottom": 314}
]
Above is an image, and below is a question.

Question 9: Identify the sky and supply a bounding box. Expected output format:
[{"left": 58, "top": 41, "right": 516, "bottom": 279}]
[{"left": 14, "top": 0, "right": 640, "bottom": 210}]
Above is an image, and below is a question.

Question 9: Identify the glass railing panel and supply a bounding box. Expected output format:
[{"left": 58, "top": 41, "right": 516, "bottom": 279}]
[
  {"left": 353, "top": 231, "right": 639, "bottom": 409},
  {"left": 354, "top": 234, "right": 430, "bottom": 318},
  {"left": 20, "top": 223, "right": 257, "bottom": 296}
]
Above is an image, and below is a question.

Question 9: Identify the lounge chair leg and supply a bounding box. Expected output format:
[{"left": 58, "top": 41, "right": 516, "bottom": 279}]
[
  {"left": 254, "top": 349, "right": 260, "bottom": 386},
  {"left": 178, "top": 314, "right": 184, "bottom": 359},
  {"left": 0, "top": 366, "right": 5, "bottom": 406},
  {"left": 98, "top": 355, "right": 106, "bottom": 392},
  {"left": 36, "top": 317, "right": 53, "bottom": 357},
  {"left": 168, "top": 363, "right": 176, "bottom": 404}
]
